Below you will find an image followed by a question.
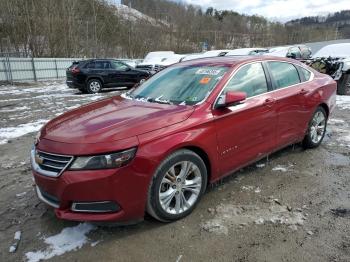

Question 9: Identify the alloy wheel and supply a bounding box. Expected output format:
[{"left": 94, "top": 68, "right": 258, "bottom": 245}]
[
  {"left": 309, "top": 111, "right": 326, "bottom": 144},
  {"left": 89, "top": 81, "right": 101, "bottom": 92},
  {"left": 159, "top": 161, "right": 202, "bottom": 215}
]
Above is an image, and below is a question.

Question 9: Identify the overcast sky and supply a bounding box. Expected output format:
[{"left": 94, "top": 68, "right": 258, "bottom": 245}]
[{"left": 180, "top": 0, "right": 349, "bottom": 22}]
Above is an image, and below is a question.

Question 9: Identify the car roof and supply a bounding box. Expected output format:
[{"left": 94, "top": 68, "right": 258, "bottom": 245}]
[{"left": 178, "top": 55, "right": 297, "bottom": 67}]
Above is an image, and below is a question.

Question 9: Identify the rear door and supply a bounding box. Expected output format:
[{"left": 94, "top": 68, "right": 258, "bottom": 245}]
[
  {"left": 266, "top": 61, "right": 308, "bottom": 148},
  {"left": 86, "top": 60, "right": 110, "bottom": 82},
  {"left": 213, "top": 62, "right": 277, "bottom": 175}
]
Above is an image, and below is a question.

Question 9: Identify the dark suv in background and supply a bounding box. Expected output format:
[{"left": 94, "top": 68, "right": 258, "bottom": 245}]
[{"left": 66, "top": 59, "right": 150, "bottom": 93}]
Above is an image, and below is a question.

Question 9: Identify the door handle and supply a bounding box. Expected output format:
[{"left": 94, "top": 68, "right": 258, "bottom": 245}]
[
  {"left": 300, "top": 88, "right": 309, "bottom": 95},
  {"left": 263, "top": 98, "right": 276, "bottom": 107}
]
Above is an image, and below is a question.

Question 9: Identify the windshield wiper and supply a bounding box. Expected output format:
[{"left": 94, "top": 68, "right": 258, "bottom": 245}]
[{"left": 148, "top": 98, "right": 172, "bottom": 105}]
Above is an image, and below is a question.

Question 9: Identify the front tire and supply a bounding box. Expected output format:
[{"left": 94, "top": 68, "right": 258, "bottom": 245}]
[
  {"left": 147, "top": 149, "right": 207, "bottom": 222},
  {"left": 337, "top": 74, "right": 350, "bottom": 95},
  {"left": 303, "top": 106, "right": 327, "bottom": 149},
  {"left": 86, "top": 79, "right": 102, "bottom": 94}
]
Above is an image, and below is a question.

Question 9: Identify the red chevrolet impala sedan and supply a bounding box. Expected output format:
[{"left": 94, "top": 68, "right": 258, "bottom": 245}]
[{"left": 31, "top": 56, "right": 337, "bottom": 223}]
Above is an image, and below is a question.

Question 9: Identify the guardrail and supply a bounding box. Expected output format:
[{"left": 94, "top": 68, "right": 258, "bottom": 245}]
[{"left": 0, "top": 56, "right": 142, "bottom": 84}]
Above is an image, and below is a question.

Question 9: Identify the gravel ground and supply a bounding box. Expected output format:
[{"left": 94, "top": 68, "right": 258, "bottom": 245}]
[{"left": 0, "top": 81, "right": 349, "bottom": 262}]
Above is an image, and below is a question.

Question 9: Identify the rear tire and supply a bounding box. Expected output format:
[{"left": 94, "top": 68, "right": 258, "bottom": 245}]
[
  {"left": 147, "top": 149, "right": 207, "bottom": 222},
  {"left": 303, "top": 106, "right": 327, "bottom": 149},
  {"left": 86, "top": 79, "right": 102, "bottom": 94},
  {"left": 337, "top": 74, "right": 350, "bottom": 95}
]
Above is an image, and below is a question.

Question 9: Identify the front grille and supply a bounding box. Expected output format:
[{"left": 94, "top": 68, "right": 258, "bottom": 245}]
[{"left": 34, "top": 150, "right": 73, "bottom": 177}]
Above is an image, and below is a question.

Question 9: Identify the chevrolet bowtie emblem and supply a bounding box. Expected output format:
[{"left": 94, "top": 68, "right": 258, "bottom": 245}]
[{"left": 35, "top": 153, "right": 44, "bottom": 165}]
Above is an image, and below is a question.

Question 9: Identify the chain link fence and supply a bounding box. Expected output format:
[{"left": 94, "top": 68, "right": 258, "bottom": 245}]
[{"left": 0, "top": 53, "right": 141, "bottom": 84}]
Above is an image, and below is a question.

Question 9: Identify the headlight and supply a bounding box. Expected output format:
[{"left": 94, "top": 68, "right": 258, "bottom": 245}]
[
  {"left": 35, "top": 129, "right": 41, "bottom": 145},
  {"left": 69, "top": 148, "right": 137, "bottom": 170}
]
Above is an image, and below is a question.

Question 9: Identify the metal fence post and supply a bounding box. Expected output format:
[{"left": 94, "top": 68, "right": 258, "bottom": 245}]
[
  {"left": 54, "top": 59, "right": 59, "bottom": 79},
  {"left": 6, "top": 53, "right": 13, "bottom": 85},
  {"left": 31, "top": 56, "right": 37, "bottom": 81},
  {"left": 2, "top": 57, "right": 8, "bottom": 82}
]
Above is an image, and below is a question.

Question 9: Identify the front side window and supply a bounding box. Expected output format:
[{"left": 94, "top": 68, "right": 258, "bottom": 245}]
[
  {"left": 112, "top": 61, "right": 129, "bottom": 71},
  {"left": 268, "top": 62, "right": 300, "bottom": 89},
  {"left": 222, "top": 63, "right": 268, "bottom": 98},
  {"left": 129, "top": 65, "right": 229, "bottom": 105}
]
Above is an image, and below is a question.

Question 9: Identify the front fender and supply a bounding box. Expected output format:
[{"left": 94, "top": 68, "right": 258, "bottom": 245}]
[{"left": 137, "top": 121, "right": 220, "bottom": 182}]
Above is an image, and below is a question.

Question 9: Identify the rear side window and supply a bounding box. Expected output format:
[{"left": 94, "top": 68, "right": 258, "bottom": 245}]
[
  {"left": 223, "top": 63, "right": 268, "bottom": 98},
  {"left": 299, "top": 67, "right": 312, "bottom": 81},
  {"left": 268, "top": 62, "right": 300, "bottom": 89},
  {"left": 86, "top": 61, "right": 110, "bottom": 69}
]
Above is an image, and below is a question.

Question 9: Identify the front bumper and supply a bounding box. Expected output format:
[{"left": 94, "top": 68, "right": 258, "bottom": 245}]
[{"left": 31, "top": 149, "right": 156, "bottom": 222}]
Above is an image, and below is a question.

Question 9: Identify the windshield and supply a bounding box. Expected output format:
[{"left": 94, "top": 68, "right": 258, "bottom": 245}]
[{"left": 128, "top": 65, "right": 229, "bottom": 105}]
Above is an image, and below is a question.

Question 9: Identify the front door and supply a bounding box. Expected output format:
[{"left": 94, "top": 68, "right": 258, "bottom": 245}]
[
  {"left": 213, "top": 62, "right": 277, "bottom": 176},
  {"left": 110, "top": 61, "right": 133, "bottom": 86}
]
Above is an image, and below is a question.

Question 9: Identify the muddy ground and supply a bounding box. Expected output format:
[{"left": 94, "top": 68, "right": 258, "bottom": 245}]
[{"left": 0, "top": 81, "right": 349, "bottom": 262}]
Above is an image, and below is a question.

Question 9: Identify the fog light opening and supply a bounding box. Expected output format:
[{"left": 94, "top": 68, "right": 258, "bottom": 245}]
[{"left": 71, "top": 201, "right": 120, "bottom": 213}]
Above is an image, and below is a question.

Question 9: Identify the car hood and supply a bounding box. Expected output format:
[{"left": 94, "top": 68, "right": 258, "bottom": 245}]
[{"left": 41, "top": 96, "right": 194, "bottom": 144}]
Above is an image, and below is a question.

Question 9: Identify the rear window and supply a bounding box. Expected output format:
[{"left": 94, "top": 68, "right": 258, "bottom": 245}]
[{"left": 268, "top": 62, "right": 300, "bottom": 89}]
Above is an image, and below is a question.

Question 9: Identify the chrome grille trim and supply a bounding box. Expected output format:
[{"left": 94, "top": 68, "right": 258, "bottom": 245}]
[{"left": 30, "top": 148, "right": 74, "bottom": 177}]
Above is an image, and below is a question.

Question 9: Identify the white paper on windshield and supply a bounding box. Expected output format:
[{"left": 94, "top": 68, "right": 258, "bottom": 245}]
[{"left": 195, "top": 68, "right": 221, "bottom": 75}]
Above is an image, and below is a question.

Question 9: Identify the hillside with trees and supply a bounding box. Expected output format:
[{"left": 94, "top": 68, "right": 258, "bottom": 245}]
[
  {"left": 0, "top": 0, "right": 345, "bottom": 58},
  {"left": 287, "top": 10, "right": 350, "bottom": 39}
]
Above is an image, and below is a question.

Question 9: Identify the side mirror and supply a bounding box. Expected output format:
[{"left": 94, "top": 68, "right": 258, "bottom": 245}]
[{"left": 216, "top": 91, "right": 247, "bottom": 108}]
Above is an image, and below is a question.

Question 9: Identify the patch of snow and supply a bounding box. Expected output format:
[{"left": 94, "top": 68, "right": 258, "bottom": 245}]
[
  {"left": 254, "top": 187, "right": 261, "bottom": 193},
  {"left": 176, "top": 255, "right": 183, "bottom": 262},
  {"left": 336, "top": 95, "right": 350, "bottom": 110},
  {"left": 25, "top": 223, "right": 96, "bottom": 262},
  {"left": 0, "top": 119, "right": 47, "bottom": 144},
  {"left": 16, "top": 192, "right": 27, "bottom": 198},
  {"left": 201, "top": 204, "right": 306, "bottom": 235},
  {"left": 9, "top": 231, "right": 21, "bottom": 253},
  {"left": 65, "top": 105, "right": 81, "bottom": 111},
  {"left": 201, "top": 219, "right": 229, "bottom": 235},
  {"left": 87, "top": 95, "right": 104, "bottom": 101},
  {"left": 241, "top": 185, "right": 254, "bottom": 191},
  {"left": 328, "top": 118, "right": 345, "bottom": 124},
  {"left": 254, "top": 218, "right": 264, "bottom": 224},
  {"left": 14, "top": 231, "right": 21, "bottom": 240},
  {"left": 109, "top": 3, "right": 169, "bottom": 26},
  {"left": 90, "top": 241, "right": 100, "bottom": 247},
  {"left": 256, "top": 163, "right": 266, "bottom": 168},
  {"left": 272, "top": 164, "right": 293, "bottom": 172},
  {"left": 241, "top": 186, "right": 261, "bottom": 193},
  {"left": 9, "top": 245, "right": 16, "bottom": 253},
  {"left": 0, "top": 106, "right": 30, "bottom": 113}
]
